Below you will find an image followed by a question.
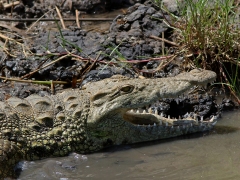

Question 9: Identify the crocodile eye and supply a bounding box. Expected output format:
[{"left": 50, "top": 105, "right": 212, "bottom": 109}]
[{"left": 120, "top": 85, "right": 134, "bottom": 93}]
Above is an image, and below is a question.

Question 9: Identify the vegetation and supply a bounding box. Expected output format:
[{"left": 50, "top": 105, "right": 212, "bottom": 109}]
[{"left": 154, "top": 0, "right": 240, "bottom": 103}]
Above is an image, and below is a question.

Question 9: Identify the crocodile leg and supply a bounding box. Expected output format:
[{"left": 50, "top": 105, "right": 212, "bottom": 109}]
[{"left": 0, "top": 139, "right": 22, "bottom": 179}]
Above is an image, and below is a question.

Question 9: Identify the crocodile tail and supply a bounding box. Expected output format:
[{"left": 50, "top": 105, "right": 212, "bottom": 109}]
[{"left": 0, "top": 139, "right": 22, "bottom": 179}]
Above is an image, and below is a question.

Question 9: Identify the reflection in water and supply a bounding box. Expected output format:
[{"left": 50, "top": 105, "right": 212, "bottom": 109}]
[
  {"left": 18, "top": 110, "right": 240, "bottom": 180},
  {"left": 212, "top": 125, "right": 240, "bottom": 134}
]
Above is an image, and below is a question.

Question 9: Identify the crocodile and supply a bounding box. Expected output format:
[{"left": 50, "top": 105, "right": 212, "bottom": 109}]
[{"left": 0, "top": 69, "right": 217, "bottom": 179}]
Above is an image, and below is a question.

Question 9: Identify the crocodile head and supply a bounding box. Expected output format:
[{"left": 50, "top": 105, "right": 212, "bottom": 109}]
[{"left": 84, "top": 69, "right": 217, "bottom": 149}]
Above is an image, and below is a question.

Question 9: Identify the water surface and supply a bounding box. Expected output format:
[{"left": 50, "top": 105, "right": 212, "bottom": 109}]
[{"left": 18, "top": 110, "right": 240, "bottom": 180}]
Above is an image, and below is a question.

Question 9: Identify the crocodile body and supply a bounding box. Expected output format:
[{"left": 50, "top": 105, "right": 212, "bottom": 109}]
[{"left": 0, "top": 69, "right": 217, "bottom": 179}]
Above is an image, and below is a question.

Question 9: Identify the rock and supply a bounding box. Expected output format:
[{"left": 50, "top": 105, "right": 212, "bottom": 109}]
[
  {"left": 126, "top": 6, "right": 147, "bottom": 22},
  {"left": 131, "top": 20, "right": 141, "bottom": 29}
]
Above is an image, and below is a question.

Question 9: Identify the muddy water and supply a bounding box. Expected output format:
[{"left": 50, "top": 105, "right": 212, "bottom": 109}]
[{"left": 17, "top": 110, "right": 240, "bottom": 180}]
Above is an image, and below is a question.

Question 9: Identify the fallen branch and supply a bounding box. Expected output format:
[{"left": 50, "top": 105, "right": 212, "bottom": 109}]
[
  {"left": 0, "top": 18, "right": 113, "bottom": 22},
  {"left": 0, "top": 76, "right": 69, "bottom": 85}
]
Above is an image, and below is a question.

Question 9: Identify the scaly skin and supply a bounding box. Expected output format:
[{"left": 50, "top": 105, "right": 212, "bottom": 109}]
[{"left": 0, "top": 69, "right": 216, "bottom": 179}]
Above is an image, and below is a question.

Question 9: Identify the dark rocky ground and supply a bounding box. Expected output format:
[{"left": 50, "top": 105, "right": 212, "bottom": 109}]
[
  {"left": 0, "top": 0, "right": 237, "bottom": 119},
  {"left": 0, "top": 0, "right": 175, "bottom": 93}
]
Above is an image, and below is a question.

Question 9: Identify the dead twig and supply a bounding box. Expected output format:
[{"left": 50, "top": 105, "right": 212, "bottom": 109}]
[
  {"left": 50, "top": 80, "right": 55, "bottom": 94},
  {"left": 2, "top": 1, "right": 20, "bottom": 9},
  {"left": 55, "top": 6, "right": 66, "bottom": 29},
  {"left": 35, "top": 52, "right": 173, "bottom": 65},
  {"left": 0, "top": 18, "right": 114, "bottom": 22},
  {"left": 0, "top": 76, "right": 69, "bottom": 85},
  {"left": 139, "top": 54, "right": 177, "bottom": 74},
  {"left": 2, "top": 38, "right": 16, "bottom": 57},
  {"left": 161, "top": 32, "right": 165, "bottom": 55},
  {"left": 76, "top": 51, "right": 102, "bottom": 86},
  {"left": 0, "top": 23, "right": 26, "bottom": 38},
  {"left": 70, "top": 53, "right": 174, "bottom": 65},
  {"left": 20, "top": 53, "right": 70, "bottom": 79},
  {"left": 149, "top": 35, "right": 179, "bottom": 47},
  {"left": 75, "top": 9, "right": 81, "bottom": 28},
  {"left": 21, "top": 57, "right": 52, "bottom": 79},
  {"left": 0, "top": 33, "right": 22, "bottom": 45},
  {"left": 83, "top": 52, "right": 101, "bottom": 75},
  {"left": 0, "top": 32, "right": 28, "bottom": 57}
]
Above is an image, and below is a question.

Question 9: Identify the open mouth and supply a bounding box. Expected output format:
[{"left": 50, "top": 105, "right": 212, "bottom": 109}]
[{"left": 122, "top": 96, "right": 217, "bottom": 127}]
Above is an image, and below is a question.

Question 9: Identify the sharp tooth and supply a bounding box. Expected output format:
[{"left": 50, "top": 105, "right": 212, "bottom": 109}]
[
  {"left": 190, "top": 123, "right": 193, "bottom": 127},
  {"left": 160, "top": 120, "right": 162, "bottom": 125},
  {"left": 155, "top": 110, "right": 158, "bottom": 115},
  {"left": 201, "top": 116, "right": 203, "bottom": 122},
  {"left": 209, "top": 116, "right": 214, "bottom": 122},
  {"left": 143, "top": 110, "right": 146, "bottom": 114},
  {"left": 166, "top": 122, "right": 168, "bottom": 126},
  {"left": 171, "top": 126, "right": 174, "bottom": 128},
  {"left": 168, "top": 115, "right": 170, "bottom": 119},
  {"left": 160, "top": 112, "right": 164, "bottom": 117},
  {"left": 154, "top": 123, "right": 156, "bottom": 126},
  {"left": 179, "top": 115, "right": 181, "bottom": 119},
  {"left": 148, "top": 124, "right": 150, "bottom": 127},
  {"left": 130, "top": 109, "right": 134, "bottom": 112},
  {"left": 136, "top": 110, "right": 140, "bottom": 113},
  {"left": 148, "top": 108, "right": 152, "bottom": 114}
]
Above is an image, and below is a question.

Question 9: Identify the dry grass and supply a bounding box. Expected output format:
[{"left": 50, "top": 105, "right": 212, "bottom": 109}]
[{"left": 154, "top": 0, "right": 240, "bottom": 103}]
